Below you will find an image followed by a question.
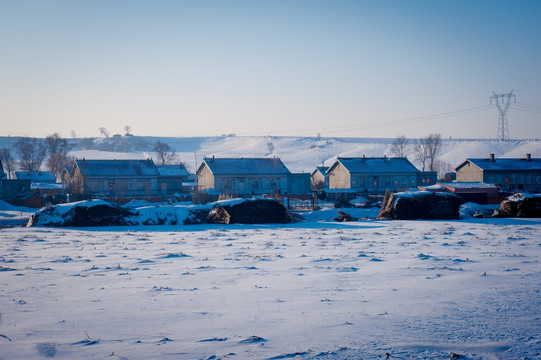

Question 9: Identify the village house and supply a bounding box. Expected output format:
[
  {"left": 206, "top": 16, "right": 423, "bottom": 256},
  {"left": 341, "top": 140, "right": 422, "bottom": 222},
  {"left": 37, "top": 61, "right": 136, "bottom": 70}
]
[
  {"left": 310, "top": 166, "right": 329, "bottom": 191},
  {"left": 419, "top": 182, "right": 501, "bottom": 204},
  {"left": 196, "top": 157, "right": 290, "bottom": 197},
  {"left": 327, "top": 156, "right": 436, "bottom": 195},
  {"left": 68, "top": 159, "right": 161, "bottom": 198},
  {"left": 15, "top": 171, "right": 56, "bottom": 184},
  {"left": 156, "top": 164, "right": 190, "bottom": 196},
  {"left": 15, "top": 171, "right": 64, "bottom": 197},
  {"left": 288, "top": 173, "right": 311, "bottom": 195},
  {"left": 455, "top": 154, "right": 541, "bottom": 193}
]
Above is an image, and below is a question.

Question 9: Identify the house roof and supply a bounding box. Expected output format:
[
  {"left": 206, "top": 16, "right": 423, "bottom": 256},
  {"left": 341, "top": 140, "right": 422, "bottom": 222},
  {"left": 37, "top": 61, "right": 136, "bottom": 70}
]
[
  {"left": 200, "top": 157, "right": 290, "bottom": 176},
  {"left": 457, "top": 157, "right": 541, "bottom": 172},
  {"left": 75, "top": 159, "right": 159, "bottom": 177},
  {"left": 156, "top": 164, "right": 190, "bottom": 177},
  {"left": 330, "top": 157, "right": 419, "bottom": 174},
  {"left": 15, "top": 171, "right": 56, "bottom": 183},
  {"left": 312, "top": 166, "right": 329, "bottom": 177},
  {"left": 438, "top": 182, "right": 499, "bottom": 190}
]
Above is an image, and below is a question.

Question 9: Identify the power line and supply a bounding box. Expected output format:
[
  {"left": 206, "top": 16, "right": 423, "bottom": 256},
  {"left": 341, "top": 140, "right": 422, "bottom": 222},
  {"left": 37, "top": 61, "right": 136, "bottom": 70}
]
[
  {"left": 511, "top": 103, "right": 541, "bottom": 113},
  {"left": 239, "top": 104, "right": 493, "bottom": 136},
  {"left": 515, "top": 102, "right": 541, "bottom": 111}
]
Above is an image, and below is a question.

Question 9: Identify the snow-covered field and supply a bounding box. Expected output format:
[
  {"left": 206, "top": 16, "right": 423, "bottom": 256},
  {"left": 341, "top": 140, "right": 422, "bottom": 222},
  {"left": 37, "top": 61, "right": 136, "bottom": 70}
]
[
  {"left": 1, "top": 135, "right": 540, "bottom": 358},
  {"left": 1, "top": 216, "right": 540, "bottom": 359}
]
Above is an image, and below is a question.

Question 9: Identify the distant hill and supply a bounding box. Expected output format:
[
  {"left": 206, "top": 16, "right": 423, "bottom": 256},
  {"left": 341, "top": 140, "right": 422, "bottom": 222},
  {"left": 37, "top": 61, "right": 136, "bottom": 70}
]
[{"left": 1, "top": 135, "right": 540, "bottom": 175}]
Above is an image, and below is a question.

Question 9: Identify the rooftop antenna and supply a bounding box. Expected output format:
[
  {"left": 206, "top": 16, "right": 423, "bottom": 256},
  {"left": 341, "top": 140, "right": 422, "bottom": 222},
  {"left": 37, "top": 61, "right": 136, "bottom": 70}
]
[{"left": 490, "top": 90, "right": 516, "bottom": 141}]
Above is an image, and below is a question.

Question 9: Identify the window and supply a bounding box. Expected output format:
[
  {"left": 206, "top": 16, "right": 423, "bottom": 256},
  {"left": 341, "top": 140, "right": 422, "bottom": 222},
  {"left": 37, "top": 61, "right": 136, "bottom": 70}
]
[
  {"left": 268, "top": 178, "right": 279, "bottom": 189},
  {"left": 248, "top": 179, "right": 262, "bottom": 189}
]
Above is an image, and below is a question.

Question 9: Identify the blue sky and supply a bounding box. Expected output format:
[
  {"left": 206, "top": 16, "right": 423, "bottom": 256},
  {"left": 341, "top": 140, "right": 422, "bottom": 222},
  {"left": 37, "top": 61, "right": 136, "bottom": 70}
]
[{"left": 1, "top": 0, "right": 540, "bottom": 139}]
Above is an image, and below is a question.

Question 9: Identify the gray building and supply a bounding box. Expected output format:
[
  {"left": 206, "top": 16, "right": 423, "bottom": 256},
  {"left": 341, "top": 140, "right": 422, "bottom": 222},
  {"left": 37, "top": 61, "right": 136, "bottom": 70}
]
[
  {"left": 310, "top": 166, "right": 329, "bottom": 191},
  {"left": 156, "top": 164, "right": 190, "bottom": 196},
  {"left": 455, "top": 154, "right": 541, "bottom": 193},
  {"left": 327, "top": 156, "right": 433, "bottom": 194},
  {"left": 70, "top": 159, "right": 161, "bottom": 198},
  {"left": 197, "top": 157, "right": 290, "bottom": 197}
]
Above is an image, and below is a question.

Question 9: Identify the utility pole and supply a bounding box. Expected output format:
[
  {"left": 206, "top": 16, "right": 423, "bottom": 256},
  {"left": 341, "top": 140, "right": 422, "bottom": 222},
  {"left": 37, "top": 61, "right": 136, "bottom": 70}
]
[{"left": 490, "top": 90, "right": 515, "bottom": 141}]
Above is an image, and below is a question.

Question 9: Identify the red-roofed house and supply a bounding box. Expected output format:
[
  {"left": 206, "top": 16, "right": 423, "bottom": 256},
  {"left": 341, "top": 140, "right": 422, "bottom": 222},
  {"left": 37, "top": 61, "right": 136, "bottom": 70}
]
[{"left": 419, "top": 182, "right": 501, "bottom": 204}]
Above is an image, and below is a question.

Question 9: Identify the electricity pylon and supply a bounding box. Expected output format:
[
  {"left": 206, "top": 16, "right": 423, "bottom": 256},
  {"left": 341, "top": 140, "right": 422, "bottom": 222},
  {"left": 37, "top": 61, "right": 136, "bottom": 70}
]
[{"left": 490, "top": 90, "right": 515, "bottom": 141}]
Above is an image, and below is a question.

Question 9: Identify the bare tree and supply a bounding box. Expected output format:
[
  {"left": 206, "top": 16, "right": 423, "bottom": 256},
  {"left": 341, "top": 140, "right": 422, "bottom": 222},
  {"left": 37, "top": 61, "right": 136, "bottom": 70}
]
[
  {"left": 390, "top": 135, "right": 409, "bottom": 158},
  {"left": 153, "top": 141, "right": 176, "bottom": 165},
  {"left": 99, "top": 127, "right": 109, "bottom": 138},
  {"left": 0, "top": 148, "right": 15, "bottom": 179},
  {"left": 413, "top": 133, "right": 442, "bottom": 171},
  {"left": 14, "top": 137, "right": 47, "bottom": 172},
  {"left": 433, "top": 159, "right": 453, "bottom": 180},
  {"left": 45, "top": 133, "right": 71, "bottom": 180},
  {"left": 124, "top": 126, "right": 132, "bottom": 135},
  {"left": 413, "top": 141, "right": 428, "bottom": 171},
  {"left": 62, "top": 159, "right": 83, "bottom": 197}
]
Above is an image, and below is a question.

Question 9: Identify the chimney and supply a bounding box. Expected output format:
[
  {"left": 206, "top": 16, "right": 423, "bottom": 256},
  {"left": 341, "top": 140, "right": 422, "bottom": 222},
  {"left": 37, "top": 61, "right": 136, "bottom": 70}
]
[
  {"left": 526, "top": 153, "right": 532, "bottom": 162},
  {"left": 489, "top": 154, "right": 495, "bottom": 162}
]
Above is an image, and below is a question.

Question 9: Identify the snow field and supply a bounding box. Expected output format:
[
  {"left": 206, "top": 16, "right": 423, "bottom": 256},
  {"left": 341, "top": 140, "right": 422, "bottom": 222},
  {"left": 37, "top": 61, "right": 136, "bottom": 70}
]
[{"left": 0, "top": 219, "right": 540, "bottom": 359}]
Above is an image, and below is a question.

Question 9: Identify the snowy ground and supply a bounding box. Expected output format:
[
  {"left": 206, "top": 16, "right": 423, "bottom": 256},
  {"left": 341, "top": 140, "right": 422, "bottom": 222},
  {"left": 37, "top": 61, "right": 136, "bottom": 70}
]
[
  {"left": 0, "top": 202, "right": 36, "bottom": 228},
  {"left": 1, "top": 216, "right": 540, "bottom": 359}
]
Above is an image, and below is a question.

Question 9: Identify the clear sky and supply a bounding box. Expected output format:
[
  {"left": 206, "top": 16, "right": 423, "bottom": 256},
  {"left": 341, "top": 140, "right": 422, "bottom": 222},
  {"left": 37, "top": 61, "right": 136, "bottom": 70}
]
[{"left": 1, "top": 0, "right": 540, "bottom": 139}]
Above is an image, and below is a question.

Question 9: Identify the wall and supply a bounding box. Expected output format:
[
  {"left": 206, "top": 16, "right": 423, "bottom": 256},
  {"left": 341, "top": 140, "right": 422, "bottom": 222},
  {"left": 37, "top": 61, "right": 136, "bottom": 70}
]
[
  {"left": 197, "top": 165, "right": 215, "bottom": 190},
  {"left": 456, "top": 162, "right": 483, "bottom": 182},
  {"left": 310, "top": 171, "right": 326, "bottom": 191},
  {"left": 328, "top": 163, "right": 351, "bottom": 189}
]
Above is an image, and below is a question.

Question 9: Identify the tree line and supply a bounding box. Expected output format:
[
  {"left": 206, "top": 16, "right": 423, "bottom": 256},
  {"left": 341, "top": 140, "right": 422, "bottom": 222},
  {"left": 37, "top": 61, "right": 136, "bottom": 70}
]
[{"left": 0, "top": 134, "right": 179, "bottom": 181}]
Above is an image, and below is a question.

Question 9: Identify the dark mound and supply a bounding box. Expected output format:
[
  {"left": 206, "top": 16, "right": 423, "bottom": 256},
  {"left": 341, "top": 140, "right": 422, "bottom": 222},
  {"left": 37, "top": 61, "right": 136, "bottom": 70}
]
[
  {"left": 207, "top": 198, "right": 295, "bottom": 224},
  {"left": 28, "top": 200, "right": 135, "bottom": 227},
  {"left": 498, "top": 194, "right": 541, "bottom": 218},
  {"left": 377, "top": 191, "right": 460, "bottom": 220}
]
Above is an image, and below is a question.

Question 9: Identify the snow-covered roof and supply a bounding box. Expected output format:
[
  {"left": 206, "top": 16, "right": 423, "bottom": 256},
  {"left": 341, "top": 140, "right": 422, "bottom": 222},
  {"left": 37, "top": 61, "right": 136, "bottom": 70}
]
[
  {"left": 30, "top": 182, "right": 64, "bottom": 190},
  {"left": 460, "top": 157, "right": 541, "bottom": 171},
  {"left": 421, "top": 184, "right": 446, "bottom": 190},
  {"left": 330, "top": 157, "right": 419, "bottom": 174},
  {"left": 313, "top": 166, "right": 329, "bottom": 177},
  {"left": 75, "top": 159, "right": 159, "bottom": 177},
  {"left": 201, "top": 157, "right": 290, "bottom": 176},
  {"left": 15, "top": 171, "right": 56, "bottom": 183},
  {"left": 156, "top": 164, "right": 190, "bottom": 177},
  {"left": 438, "top": 182, "right": 499, "bottom": 190}
]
